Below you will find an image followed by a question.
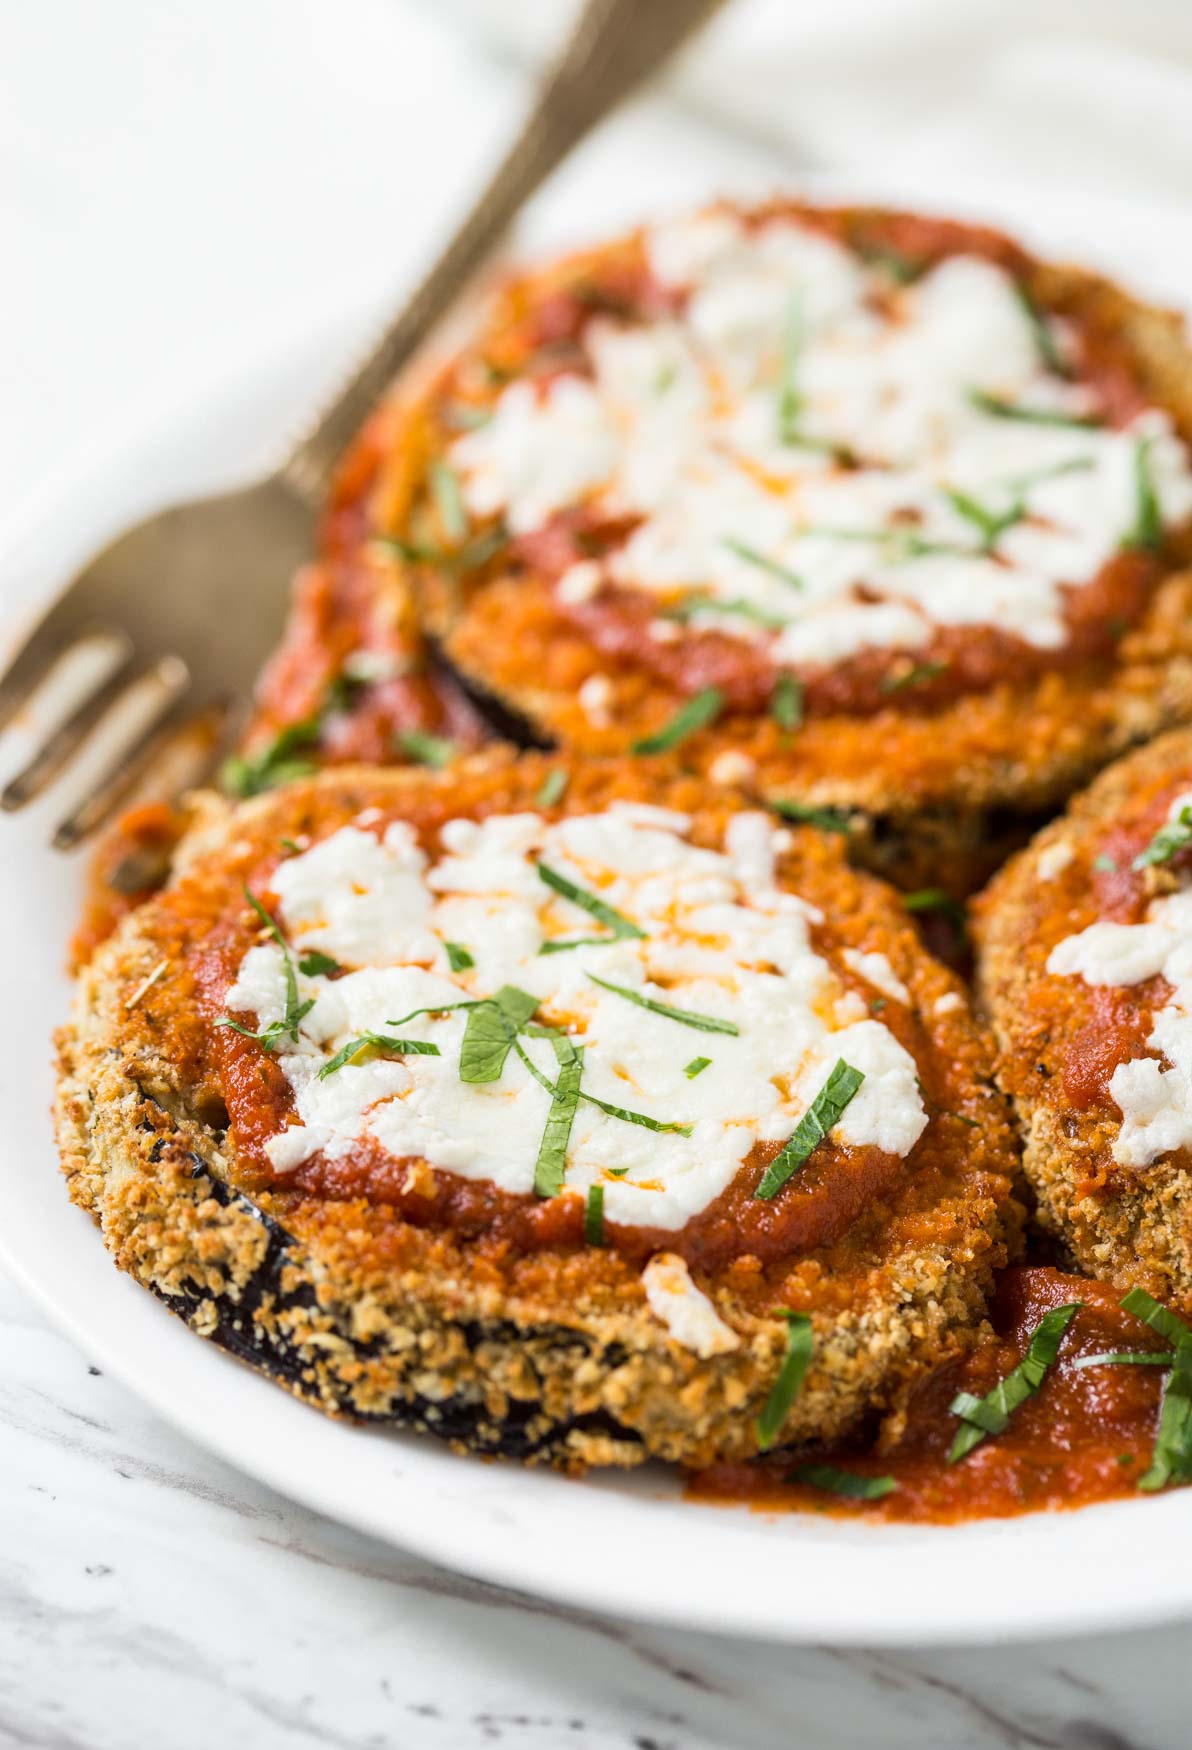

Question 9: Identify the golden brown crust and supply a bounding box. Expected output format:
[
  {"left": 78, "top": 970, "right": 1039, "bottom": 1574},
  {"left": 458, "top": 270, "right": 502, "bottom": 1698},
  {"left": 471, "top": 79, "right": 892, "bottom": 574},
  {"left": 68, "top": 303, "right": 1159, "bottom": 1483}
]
[
  {"left": 976, "top": 726, "right": 1192, "bottom": 1310},
  {"left": 359, "top": 201, "right": 1192, "bottom": 892},
  {"left": 56, "top": 752, "right": 1019, "bottom": 1469}
]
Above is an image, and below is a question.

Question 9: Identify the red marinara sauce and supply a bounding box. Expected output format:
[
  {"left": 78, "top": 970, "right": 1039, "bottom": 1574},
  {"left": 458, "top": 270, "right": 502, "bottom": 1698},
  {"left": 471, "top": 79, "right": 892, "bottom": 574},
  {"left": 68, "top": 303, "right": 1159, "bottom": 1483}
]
[{"left": 688, "top": 1266, "right": 1173, "bottom": 1523}]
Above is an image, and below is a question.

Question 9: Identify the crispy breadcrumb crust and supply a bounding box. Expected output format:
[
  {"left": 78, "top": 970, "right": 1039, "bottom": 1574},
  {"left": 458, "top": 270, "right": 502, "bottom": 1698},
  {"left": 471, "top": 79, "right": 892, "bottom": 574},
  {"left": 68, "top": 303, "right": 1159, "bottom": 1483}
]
[
  {"left": 365, "top": 202, "right": 1192, "bottom": 893},
  {"left": 976, "top": 727, "right": 1192, "bottom": 1311},
  {"left": 56, "top": 753, "right": 1020, "bottom": 1470}
]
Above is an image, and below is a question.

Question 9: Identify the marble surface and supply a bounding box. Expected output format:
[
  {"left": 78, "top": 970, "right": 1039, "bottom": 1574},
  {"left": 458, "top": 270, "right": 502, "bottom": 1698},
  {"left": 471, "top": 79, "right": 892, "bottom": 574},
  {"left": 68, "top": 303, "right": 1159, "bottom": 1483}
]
[{"left": 2, "top": 1262, "right": 1191, "bottom": 1749}]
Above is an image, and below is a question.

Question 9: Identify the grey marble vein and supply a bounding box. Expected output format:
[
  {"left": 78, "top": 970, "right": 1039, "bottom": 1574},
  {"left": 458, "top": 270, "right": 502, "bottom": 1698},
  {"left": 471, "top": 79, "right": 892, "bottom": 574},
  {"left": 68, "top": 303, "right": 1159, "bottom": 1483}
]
[{"left": 2, "top": 1266, "right": 1191, "bottom": 1750}]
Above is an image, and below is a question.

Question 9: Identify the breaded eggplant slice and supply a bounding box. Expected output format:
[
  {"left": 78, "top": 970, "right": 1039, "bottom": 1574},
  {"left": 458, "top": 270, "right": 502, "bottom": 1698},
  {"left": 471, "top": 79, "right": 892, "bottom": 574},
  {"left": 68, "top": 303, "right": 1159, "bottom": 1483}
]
[
  {"left": 977, "top": 726, "right": 1192, "bottom": 1310},
  {"left": 353, "top": 200, "right": 1192, "bottom": 894},
  {"left": 57, "top": 752, "right": 1018, "bottom": 1470}
]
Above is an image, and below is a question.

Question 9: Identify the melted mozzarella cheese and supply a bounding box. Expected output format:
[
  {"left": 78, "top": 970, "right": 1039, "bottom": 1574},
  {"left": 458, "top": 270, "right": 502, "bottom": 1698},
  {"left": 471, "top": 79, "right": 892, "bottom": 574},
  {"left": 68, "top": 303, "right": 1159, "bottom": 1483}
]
[
  {"left": 224, "top": 807, "right": 928, "bottom": 1227},
  {"left": 450, "top": 212, "right": 1192, "bottom": 669},
  {"left": 1047, "top": 799, "right": 1192, "bottom": 1165},
  {"left": 641, "top": 1254, "right": 740, "bottom": 1355}
]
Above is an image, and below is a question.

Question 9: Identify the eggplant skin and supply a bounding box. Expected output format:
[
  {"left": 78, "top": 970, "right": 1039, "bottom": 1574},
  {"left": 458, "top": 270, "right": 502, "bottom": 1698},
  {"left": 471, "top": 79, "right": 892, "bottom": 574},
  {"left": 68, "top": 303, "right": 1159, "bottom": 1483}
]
[{"left": 53, "top": 760, "right": 1021, "bottom": 1472}]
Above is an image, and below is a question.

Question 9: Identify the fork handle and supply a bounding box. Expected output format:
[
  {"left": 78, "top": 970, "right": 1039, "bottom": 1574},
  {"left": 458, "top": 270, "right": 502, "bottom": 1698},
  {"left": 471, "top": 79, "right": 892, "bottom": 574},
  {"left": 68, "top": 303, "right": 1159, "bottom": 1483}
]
[{"left": 280, "top": 0, "right": 727, "bottom": 502}]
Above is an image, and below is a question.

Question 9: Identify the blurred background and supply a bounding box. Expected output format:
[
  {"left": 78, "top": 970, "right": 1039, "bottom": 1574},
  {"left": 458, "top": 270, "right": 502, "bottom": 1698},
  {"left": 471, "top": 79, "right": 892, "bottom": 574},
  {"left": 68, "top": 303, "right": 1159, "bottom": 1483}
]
[{"left": 6, "top": 0, "right": 1192, "bottom": 557}]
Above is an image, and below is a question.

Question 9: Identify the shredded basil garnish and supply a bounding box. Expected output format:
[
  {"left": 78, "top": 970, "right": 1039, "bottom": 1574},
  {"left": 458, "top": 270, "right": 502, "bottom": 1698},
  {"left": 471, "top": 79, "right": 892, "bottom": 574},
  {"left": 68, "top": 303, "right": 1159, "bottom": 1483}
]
[
  {"left": 1132, "top": 805, "right": 1192, "bottom": 871},
  {"left": 584, "top": 1183, "right": 605, "bottom": 1244},
  {"left": 458, "top": 985, "right": 539, "bottom": 1083},
  {"left": 664, "top": 595, "right": 791, "bottom": 632},
  {"left": 1119, "top": 1287, "right": 1192, "bottom": 1492},
  {"left": 216, "top": 886, "right": 313, "bottom": 1049},
  {"left": 788, "top": 1463, "right": 897, "bottom": 1501},
  {"left": 430, "top": 459, "right": 468, "bottom": 543},
  {"left": 536, "top": 768, "right": 568, "bottom": 809},
  {"left": 967, "top": 388, "right": 1101, "bottom": 428},
  {"left": 444, "top": 941, "right": 474, "bottom": 972},
  {"left": 769, "top": 798, "right": 852, "bottom": 835},
  {"left": 948, "top": 1302, "right": 1082, "bottom": 1462},
  {"left": 1073, "top": 1350, "right": 1175, "bottom": 1369},
  {"left": 1013, "top": 283, "right": 1071, "bottom": 378},
  {"left": 721, "top": 538, "right": 803, "bottom": 591},
  {"left": 903, "top": 887, "right": 968, "bottom": 938},
  {"left": 533, "top": 1035, "right": 584, "bottom": 1197},
  {"left": 586, "top": 973, "right": 739, "bottom": 1035},
  {"left": 684, "top": 1056, "right": 712, "bottom": 1079},
  {"left": 880, "top": 660, "right": 948, "bottom": 694},
  {"left": 537, "top": 863, "right": 644, "bottom": 943},
  {"left": 221, "top": 717, "right": 321, "bottom": 798},
  {"left": 395, "top": 728, "right": 457, "bottom": 769},
  {"left": 1123, "top": 436, "right": 1162, "bottom": 553},
  {"left": 777, "top": 289, "right": 804, "bottom": 444},
  {"left": 631, "top": 687, "right": 724, "bottom": 756},
  {"left": 298, "top": 950, "right": 341, "bottom": 977},
  {"left": 755, "top": 1061, "right": 865, "bottom": 1200},
  {"left": 756, "top": 1311, "right": 814, "bottom": 1451},
  {"left": 771, "top": 673, "right": 803, "bottom": 733},
  {"left": 514, "top": 1032, "right": 692, "bottom": 1135},
  {"left": 318, "top": 1033, "right": 441, "bottom": 1079}
]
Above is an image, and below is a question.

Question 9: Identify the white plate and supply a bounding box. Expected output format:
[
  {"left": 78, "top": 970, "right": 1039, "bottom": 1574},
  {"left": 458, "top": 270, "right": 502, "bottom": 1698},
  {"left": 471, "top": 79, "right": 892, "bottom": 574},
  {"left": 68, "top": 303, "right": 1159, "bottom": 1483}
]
[{"left": 6, "top": 177, "right": 1192, "bottom": 1648}]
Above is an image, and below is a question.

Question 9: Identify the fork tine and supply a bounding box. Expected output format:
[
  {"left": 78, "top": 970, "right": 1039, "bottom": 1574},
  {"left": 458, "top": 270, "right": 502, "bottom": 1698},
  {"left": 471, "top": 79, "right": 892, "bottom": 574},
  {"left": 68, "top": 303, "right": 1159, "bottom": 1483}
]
[
  {"left": 53, "top": 693, "right": 230, "bottom": 852},
  {"left": 1, "top": 648, "right": 147, "bottom": 811},
  {"left": 0, "top": 624, "right": 132, "bottom": 740}
]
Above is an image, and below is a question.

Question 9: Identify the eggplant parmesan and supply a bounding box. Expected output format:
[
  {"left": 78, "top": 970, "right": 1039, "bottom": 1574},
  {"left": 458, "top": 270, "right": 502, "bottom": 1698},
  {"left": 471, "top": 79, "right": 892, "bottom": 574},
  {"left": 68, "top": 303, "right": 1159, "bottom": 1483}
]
[
  {"left": 978, "top": 726, "right": 1192, "bottom": 1309},
  {"left": 350, "top": 200, "right": 1192, "bottom": 892},
  {"left": 55, "top": 753, "right": 1017, "bottom": 1470}
]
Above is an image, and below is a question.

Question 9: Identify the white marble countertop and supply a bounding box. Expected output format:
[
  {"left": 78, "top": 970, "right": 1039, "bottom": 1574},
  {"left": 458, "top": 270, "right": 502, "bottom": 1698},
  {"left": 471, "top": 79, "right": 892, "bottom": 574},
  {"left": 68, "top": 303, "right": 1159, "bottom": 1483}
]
[{"left": 3, "top": 1258, "right": 1190, "bottom": 1750}]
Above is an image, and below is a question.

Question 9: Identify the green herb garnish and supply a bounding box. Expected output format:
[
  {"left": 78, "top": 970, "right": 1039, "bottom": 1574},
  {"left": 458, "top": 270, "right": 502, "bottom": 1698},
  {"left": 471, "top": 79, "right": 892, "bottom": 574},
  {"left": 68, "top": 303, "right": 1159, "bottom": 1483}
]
[
  {"left": 721, "top": 538, "right": 804, "bottom": 592},
  {"left": 395, "top": 728, "right": 457, "bottom": 769},
  {"left": 948, "top": 1302, "right": 1082, "bottom": 1462},
  {"left": 513, "top": 1032, "right": 692, "bottom": 1136},
  {"left": 430, "top": 459, "right": 468, "bottom": 543},
  {"left": 769, "top": 798, "right": 851, "bottom": 835},
  {"left": 771, "top": 673, "right": 803, "bottom": 733},
  {"left": 788, "top": 1463, "right": 897, "bottom": 1501},
  {"left": 586, "top": 973, "right": 739, "bottom": 1036},
  {"left": 684, "top": 1056, "right": 712, "bottom": 1079},
  {"left": 221, "top": 717, "right": 321, "bottom": 798},
  {"left": 298, "top": 950, "right": 341, "bottom": 978},
  {"left": 967, "top": 388, "right": 1101, "bottom": 429},
  {"left": 458, "top": 985, "right": 539, "bottom": 1083},
  {"left": 664, "top": 595, "right": 791, "bottom": 632},
  {"left": 536, "top": 769, "right": 569, "bottom": 809},
  {"left": 444, "top": 941, "right": 475, "bottom": 972},
  {"left": 1073, "top": 1350, "right": 1175, "bottom": 1369},
  {"left": 755, "top": 1061, "right": 865, "bottom": 1200},
  {"left": 216, "top": 886, "right": 313, "bottom": 1049},
  {"left": 1132, "top": 805, "right": 1192, "bottom": 871},
  {"left": 1092, "top": 853, "right": 1118, "bottom": 874},
  {"left": 1119, "top": 1287, "right": 1192, "bottom": 1492},
  {"left": 533, "top": 1035, "right": 584, "bottom": 1198},
  {"left": 1014, "top": 283, "right": 1071, "bottom": 378},
  {"left": 1123, "top": 437, "right": 1162, "bottom": 553},
  {"left": 777, "top": 290, "right": 805, "bottom": 445},
  {"left": 756, "top": 1311, "right": 814, "bottom": 1451},
  {"left": 537, "top": 863, "right": 644, "bottom": 943},
  {"left": 880, "top": 660, "right": 948, "bottom": 694},
  {"left": 318, "top": 1033, "right": 441, "bottom": 1079},
  {"left": 631, "top": 687, "right": 725, "bottom": 756},
  {"left": 585, "top": 1183, "right": 605, "bottom": 1245},
  {"left": 903, "top": 887, "right": 968, "bottom": 938}
]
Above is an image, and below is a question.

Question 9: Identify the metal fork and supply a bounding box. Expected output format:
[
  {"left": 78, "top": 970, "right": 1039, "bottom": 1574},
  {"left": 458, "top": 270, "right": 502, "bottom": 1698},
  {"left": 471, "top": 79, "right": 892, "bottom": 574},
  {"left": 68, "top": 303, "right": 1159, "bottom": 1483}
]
[{"left": 0, "top": 0, "right": 726, "bottom": 849}]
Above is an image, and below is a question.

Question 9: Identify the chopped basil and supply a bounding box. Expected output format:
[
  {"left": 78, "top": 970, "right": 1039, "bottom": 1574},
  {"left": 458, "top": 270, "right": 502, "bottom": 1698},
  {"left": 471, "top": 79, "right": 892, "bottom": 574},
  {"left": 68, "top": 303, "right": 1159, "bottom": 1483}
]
[
  {"left": 586, "top": 973, "right": 739, "bottom": 1035},
  {"left": 880, "top": 660, "right": 948, "bottom": 694},
  {"left": 1013, "top": 282, "right": 1071, "bottom": 378},
  {"left": 536, "top": 768, "right": 569, "bottom": 809},
  {"left": 430, "top": 459, "right": 468, "bottom": 543},
  {"left": 754, "top": 1060, "right": 865, "bottom": 1200},
  {"left": 298, "top": 950, "right": 341, "bottom": 977},
  {"left": 967, "top": 388, "right": 1101, "bottom": 428},
  {"left": 318, "top": 1033, "right": 441, "bottom": 1079},
  {"left": 222, "top": 717, "right": 321, "bottom": 798},
  {"left": 776, "top": 289, "right": 805, "bottom": 445},
  {"left": 1132, "top": 805, "right": 1192, "bottom": 871},
  {"left": 943, "top": 485, "right": 1023, "bottom": 552},
  {"left": 771, "top": 673, "right": 803, "bottom": 733},
  {"left": 537, "top": 862, "right": 644, "bottom": 942},
  {"left": 756, "top": 1311, "right": 814, "bottom": 1451},
  {"left": 279, "top": 839, "right": 302, "bottom": 856},
  {"left": 395, "top": 728, "right": 457, "bottom": 769},
  {"left": 903, "top": 887, "right": 968, "bottom": 938},
  {"left": 585, "top": 1183, "right": 605, "bottom": 1245},
  {"left": 684, "top": 1056, "right": 712, "bottom": 1079},
  {"left": 578, "top": 1092, "right": 692, "bottom": 1135},
  {"left": 797, "top": 525, "right": 973, "bottom": 562},
  {"left": 533, "top": 1035, "right": 584, "bottom": 1197},
  {"left": 444, "top": 941, "right": 475, "bottom": 972},
  {"left": 1093, "top": 853, "right": 1118, "bottom": 874},
  {"left": 769, "top": 798, "right": 851, "bottom": 835},
  {"left": 1123, "top": 437, "right": 1162, "bottom": 553},
  {"left": 458, "top": 985, "right": 539, "bottom": 1083},
  {"left": 788, "top": 1463, "right": 897, "bottom": 1501},
  {"left": 664, "top": 594, "right": 791, "bottom": 632},
  {"left": 948, "top": 1301, "right": 1082, "bottom": 1463},
  {"left": 216, "top": 886, "right": 311, "bottom": 1049},
  {"left": 1073, "top": 1350, "right": 1175, "bottom": 1369},
  {"left": 631, "top": 687, "right": 725, "bottom": 756},
  {"left": 721, "top": 538, "right": 803, "bottom": 592},
  {"left": 1119, "top": 1287, "right": 1192, "bottom": 1491}
]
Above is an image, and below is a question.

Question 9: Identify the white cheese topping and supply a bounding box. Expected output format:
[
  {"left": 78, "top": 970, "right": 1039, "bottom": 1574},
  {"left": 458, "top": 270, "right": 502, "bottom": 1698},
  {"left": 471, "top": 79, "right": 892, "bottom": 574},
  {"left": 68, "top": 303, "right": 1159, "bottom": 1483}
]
[
  {"left": 224, "top": 807, "right": 928, "bottom": 1228},
  {"left": 1037, "top": 838, "right": 1075, "bottom": 881},
  {"left": 450, "top": 211, "right": 1192, "bottom": 670},
  {"left": 1047, "top": 795, "right": 1192, "bottom": 1164},
  {"left": 641, "top": 1253, "right": 740, "bottom": 1356},
  {"left": 842, "top": 948, "right": 911, "bottom": 1006}
]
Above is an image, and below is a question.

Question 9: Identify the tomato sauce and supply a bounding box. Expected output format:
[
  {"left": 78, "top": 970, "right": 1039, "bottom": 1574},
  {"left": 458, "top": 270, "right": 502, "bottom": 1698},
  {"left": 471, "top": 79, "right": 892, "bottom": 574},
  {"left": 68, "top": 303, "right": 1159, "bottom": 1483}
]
[{"left": 689, "top": 1266, "right": 1172, "bottom": 1523}]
